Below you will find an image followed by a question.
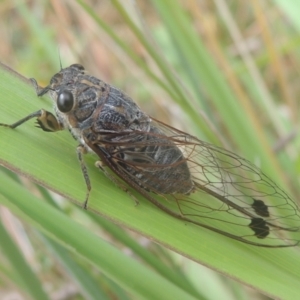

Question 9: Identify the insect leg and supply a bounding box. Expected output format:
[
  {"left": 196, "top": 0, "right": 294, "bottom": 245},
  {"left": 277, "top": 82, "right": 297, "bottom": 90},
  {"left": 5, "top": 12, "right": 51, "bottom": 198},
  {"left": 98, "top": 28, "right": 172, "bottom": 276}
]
[
  {"left": 30, "top": 78, "right": 51, "bottom": 97},
  {"left": 77, "top": 145, "right": 91, "bottom": 210},
  {"left": 95, "top": 161, "right": 139, "bottom": 206},
  {"left": 0, "top": 109, "right": 62, "bottom": 132}
]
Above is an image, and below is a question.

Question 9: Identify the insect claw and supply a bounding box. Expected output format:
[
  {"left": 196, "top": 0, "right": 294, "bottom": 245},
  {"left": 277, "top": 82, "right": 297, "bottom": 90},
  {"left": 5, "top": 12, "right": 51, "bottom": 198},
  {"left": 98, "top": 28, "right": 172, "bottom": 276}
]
[
  {"left": 131, "top": 193, "right": 139, "bottom": 206},
  {"left": 0, "top": 123, "right": 12, "bottom": 128},
  {"left": 82, "top": 199, "right": 88, "bottom": 210},
  {"left": 82, "top": 189, "right": 91, "bottom": 210}
]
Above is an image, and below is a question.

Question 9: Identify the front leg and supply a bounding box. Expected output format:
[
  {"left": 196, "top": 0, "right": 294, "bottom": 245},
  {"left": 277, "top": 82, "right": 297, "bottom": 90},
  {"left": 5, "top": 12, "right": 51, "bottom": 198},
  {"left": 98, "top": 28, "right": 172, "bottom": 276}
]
[
  {"left": 0, "top": 109, "right": 62, "bottom": 132},
  {"left": 0, "top": 78, "right": 63, "bottom": 132}
]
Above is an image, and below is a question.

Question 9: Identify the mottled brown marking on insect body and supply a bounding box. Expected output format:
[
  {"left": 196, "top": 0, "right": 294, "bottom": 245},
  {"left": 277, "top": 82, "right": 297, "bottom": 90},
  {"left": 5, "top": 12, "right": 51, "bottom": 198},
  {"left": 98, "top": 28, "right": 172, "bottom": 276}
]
[
  {"left": 66, "top": 114, "right": 79, "bottom": 129},
  {"left": 80, "top": 78, "right": 100, "bottom": 87}
]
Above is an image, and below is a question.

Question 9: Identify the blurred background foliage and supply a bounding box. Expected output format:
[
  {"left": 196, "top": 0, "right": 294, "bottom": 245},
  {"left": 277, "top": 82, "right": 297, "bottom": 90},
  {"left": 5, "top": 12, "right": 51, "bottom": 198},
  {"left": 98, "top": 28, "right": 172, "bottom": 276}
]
[{"left": 0, "top": 0, "right": 300, "bottom": 299}]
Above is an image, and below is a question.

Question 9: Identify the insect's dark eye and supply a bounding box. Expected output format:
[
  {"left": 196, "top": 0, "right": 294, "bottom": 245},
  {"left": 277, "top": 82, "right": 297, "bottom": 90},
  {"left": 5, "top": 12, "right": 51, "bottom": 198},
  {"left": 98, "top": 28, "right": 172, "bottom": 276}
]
[{"left": 57, "top": 90, "right": 74, "bottom": 113}]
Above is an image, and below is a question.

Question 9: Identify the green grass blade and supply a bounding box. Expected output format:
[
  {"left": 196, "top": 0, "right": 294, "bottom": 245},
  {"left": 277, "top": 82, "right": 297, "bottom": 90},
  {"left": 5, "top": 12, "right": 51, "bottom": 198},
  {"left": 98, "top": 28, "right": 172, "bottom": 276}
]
[
  {"left": 14, "top": 1, "right": 59, "bottom": 68},
  {"left": 39, "top": 184, "right": 200, "bottom": 298},
  {"left": 76, "top": 0, "right": 177, "bottom": 101},
  {"left": 89, "top": 213, "right": 201, "bottom": 298},
  {"left": 0, "top": 213, "right": 50, "bottom": 300},
  {"left": 41, "top": 235, "right": 111, "bottom": 300},
  {"left": 0, "top": 172, "right": 198, "bottom": 300},
  {"left": 36, "top": 185, "right": 135, "bottom": 299},
  {"left": 1, "top": 59, "right": 300, "bottom": 299},
  {"left": 150, "top": 0, "right": 258, "bottom": 147}
]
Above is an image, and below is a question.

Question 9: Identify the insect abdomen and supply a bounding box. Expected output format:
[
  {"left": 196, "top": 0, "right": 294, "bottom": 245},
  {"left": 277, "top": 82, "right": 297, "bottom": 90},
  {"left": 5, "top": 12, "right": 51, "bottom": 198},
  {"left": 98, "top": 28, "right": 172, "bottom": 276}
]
[{"left": 117, "top": 126, "right": 194, "bottom": 195}]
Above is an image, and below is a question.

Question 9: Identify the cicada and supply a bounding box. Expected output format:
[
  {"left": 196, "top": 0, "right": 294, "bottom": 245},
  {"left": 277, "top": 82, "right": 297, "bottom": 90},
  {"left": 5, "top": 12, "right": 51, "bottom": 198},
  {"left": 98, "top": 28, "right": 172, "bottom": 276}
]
[{"left": 1, "top": 64, "right": 299, "bottom": 248}]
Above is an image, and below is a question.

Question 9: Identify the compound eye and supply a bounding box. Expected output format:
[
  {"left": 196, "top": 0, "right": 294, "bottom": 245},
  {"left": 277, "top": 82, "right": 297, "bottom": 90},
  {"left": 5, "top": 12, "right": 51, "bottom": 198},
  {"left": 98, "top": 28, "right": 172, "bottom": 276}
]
[{"left": 57, "top": 90, "right": 74, "bottom": 113}]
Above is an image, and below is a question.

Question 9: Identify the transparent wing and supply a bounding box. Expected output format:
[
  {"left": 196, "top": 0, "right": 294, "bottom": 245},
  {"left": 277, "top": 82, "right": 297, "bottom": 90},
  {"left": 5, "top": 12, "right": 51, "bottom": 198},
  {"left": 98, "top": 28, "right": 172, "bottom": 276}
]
[{"left": 87, "top": 118, "right": 300, "bottom": 247}]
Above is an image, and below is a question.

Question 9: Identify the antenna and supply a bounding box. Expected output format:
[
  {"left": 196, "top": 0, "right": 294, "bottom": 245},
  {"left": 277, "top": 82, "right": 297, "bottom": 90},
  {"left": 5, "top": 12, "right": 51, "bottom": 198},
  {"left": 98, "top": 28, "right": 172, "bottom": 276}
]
[{"left": 58, "top": 47, "right": 62, "bottom": 70}]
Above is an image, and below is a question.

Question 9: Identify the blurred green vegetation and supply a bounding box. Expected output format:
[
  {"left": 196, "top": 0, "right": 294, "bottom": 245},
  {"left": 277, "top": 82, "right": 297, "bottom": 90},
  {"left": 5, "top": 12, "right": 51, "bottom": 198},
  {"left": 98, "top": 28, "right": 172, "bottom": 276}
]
[{"left": 0, "top": 0, "right": 300, "bottom": 299}]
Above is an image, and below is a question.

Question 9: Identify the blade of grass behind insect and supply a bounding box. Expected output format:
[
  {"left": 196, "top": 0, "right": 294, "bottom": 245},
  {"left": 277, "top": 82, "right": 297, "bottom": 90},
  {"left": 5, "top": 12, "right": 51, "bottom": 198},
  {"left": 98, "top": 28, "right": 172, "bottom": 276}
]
[
  {"left": 0, "top": 264, "right": 23, "bottom": 292},
  {"left": 35, "top": 186, "right": 120, "bottom": 299},
  {"left": 215, "top": 0, "right": 288, "bottom": 134},
  {"left": 0, "top": 209, "right": 50, "bottom": 300},
  {"left": 274, "top": 0, "right": 300, "bottom": 30},
  {"left": 110, "top": 0, "right": 198, "bottom": 112},
  {"left": 88, "top": 213, "right": 202, "bottom": 299},
  {"left": 75, "top": 0, "right": 176, "bottom": 101},
  {"left": 1, "top": 169, "right": 115, "bottom": 299},
  {"left": 40, "top": 234, "right": 111, "bottom": 300},
  {"left": 218, "top": 5, "right": 300, "bottom": 182},
  {"left": 274, "top": 0, "right": 300, "bottom": 122},
  {"left": 0, "top": 173, "right": 199, "bottom": 300},
  {"left": 14, "top": 0, "right": 59, "bottom": 68}
]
